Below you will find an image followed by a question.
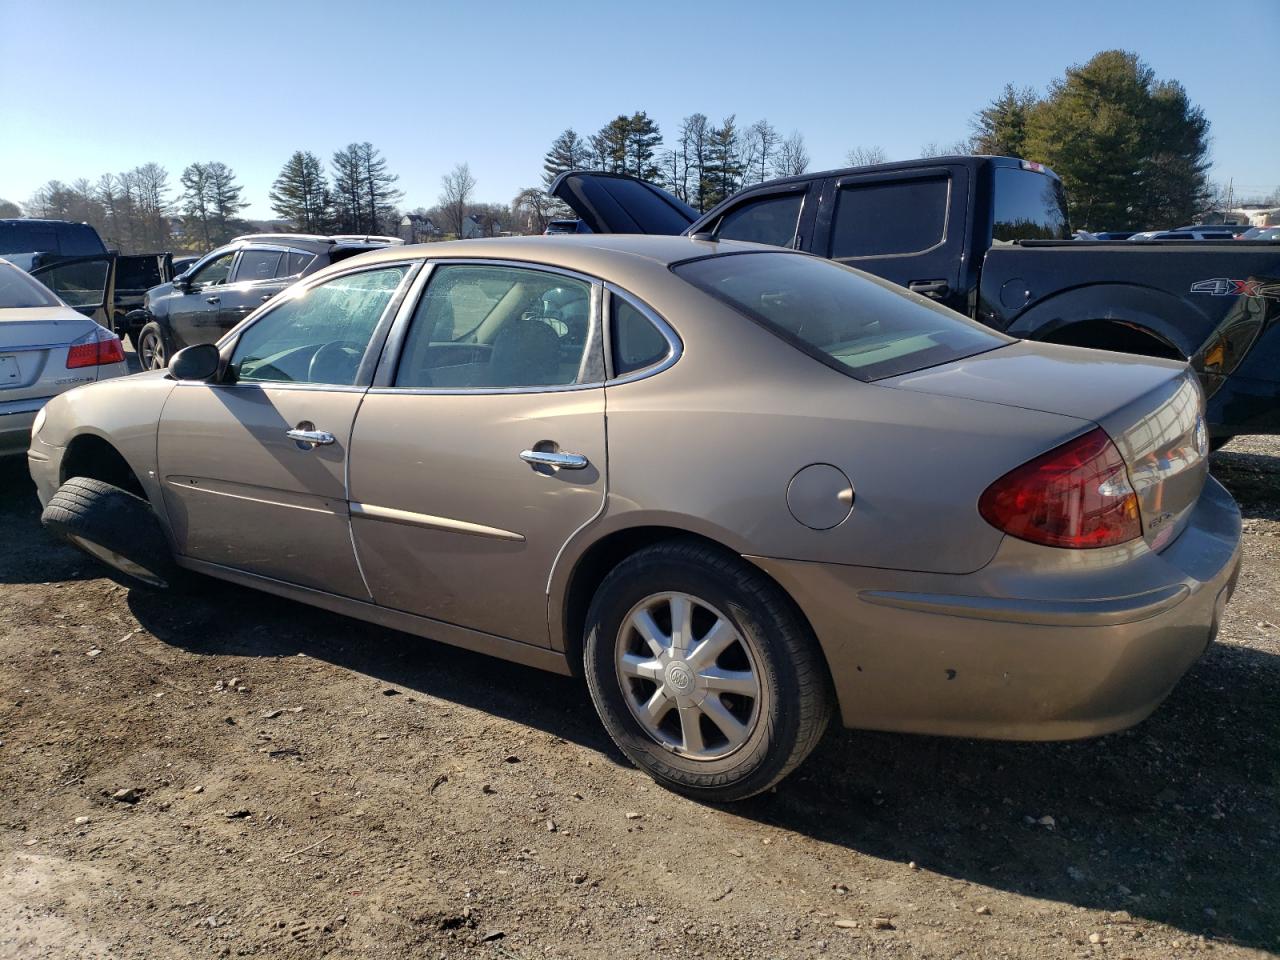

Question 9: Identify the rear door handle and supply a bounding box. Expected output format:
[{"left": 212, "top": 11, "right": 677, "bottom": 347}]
[
  {"left": 908, "top": 279, "right": 949, "bottom": 299},
  {"left": 286, "top": 427, "right": 335, "bottom": 448},
  {"left": 519, "top": 449, "right": 588, "bottom": 470}
]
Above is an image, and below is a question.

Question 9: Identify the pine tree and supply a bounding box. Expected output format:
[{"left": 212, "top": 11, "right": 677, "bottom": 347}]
[
  {"left": 542, "top": 129, "right": 590, "bottom": 188},
  {"left": 970, "top": 84, "right": 1039, "bottom": 157},
  {"left": 1025, "top": 50, "right": 1211, "bottom": 229},
  {"left": 331, "top": 144, "right": 367, "bottom": 233},
  {"left": 590, "top": 116, "right": 631, "bottom": 174},
  {"left": 704, "top": 115, "right": 744, "bottom": 209},
  {"left": 270, "top": 151, "right": 331, "bottom": 233},
  {"left": 357, "top": 143, "right": 402, "bottom": 234},
  {"left": 624, "top": 111, "right": 663, "bottom": 181}
]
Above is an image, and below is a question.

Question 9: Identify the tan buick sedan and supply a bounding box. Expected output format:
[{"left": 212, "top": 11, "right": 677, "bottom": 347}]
[{"left": 29, "top": 236, "right": 1241, "bottom": 800}]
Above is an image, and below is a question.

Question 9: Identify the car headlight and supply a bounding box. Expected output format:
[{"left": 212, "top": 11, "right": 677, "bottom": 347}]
[{"left": 31, "top": 406, "right": 47, "bottom": 439}]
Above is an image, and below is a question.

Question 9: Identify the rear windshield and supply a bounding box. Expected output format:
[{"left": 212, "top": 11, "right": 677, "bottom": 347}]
[
  {"left": 673, "top": 252, "right": 1009, "bottom": 381},
  {"left": 0, "top": 262, "right": 60, "bottom": 309},
  {"left": 991, "top": 168, "right": 1071, "bottom": 241}
]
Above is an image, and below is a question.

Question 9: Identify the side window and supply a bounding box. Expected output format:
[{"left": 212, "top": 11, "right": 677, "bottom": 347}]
[
  {"left": 190, "top": 250, "right": 236, "bottom": 287},
  {"left": 830, "top": 177, "right": 949, "bottom": 258},
  {"left": 282, "top": 251, "right": 316, "bottom": 278},
  {"left": 229, "top": 265, "right": 409, "bottom": 386},
  {"left": 715, "top": 193, "right": 803, "bottom": 248},
  {"left": 233, "top": 249, "right": 283, "bottom": 283},
  {"left": 611, "top": 296, "right": 670, "bottom": 376},
  {"left": 395, "top": 264, "right": 593, "bottom": 390}
]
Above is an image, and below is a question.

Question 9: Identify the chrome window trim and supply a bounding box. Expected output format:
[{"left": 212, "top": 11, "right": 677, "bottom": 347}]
[
  {"left": 370, "top": 257, "right": 606, "bottom": 397},
  {"left": 602, "top": 283, "right": 683, "bottom": 385}
]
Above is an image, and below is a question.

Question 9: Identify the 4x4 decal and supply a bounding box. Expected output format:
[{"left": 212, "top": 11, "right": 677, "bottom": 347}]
[{"left": 1190, "top": 278, "right": 1280, "bottom": 301}]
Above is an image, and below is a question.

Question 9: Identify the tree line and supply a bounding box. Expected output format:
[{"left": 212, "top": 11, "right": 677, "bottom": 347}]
[{"left": 6, "top": 50, "right": 1269, "bottom": 252}]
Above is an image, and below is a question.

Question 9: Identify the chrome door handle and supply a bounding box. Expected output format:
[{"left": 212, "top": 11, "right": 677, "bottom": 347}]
[
  {"left": 204, "top": 296, "right": 221, "bottom": 304},
  {"left": 520, "top": 449, "right": 588, "bottom": 470},
  {"left": 286, "top": 428, "right": 335, "bottom": 447}
]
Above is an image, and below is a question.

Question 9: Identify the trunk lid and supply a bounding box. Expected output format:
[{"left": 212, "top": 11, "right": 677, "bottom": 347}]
[
  {"left": 1, "top": 308, "right": 99, "bottom": 402},
  {"left": 549, "top": 171, "right": 698, "bottom": 236},
  {"left": 884, "top": 341, "right": 1209, "bottom": 551}
]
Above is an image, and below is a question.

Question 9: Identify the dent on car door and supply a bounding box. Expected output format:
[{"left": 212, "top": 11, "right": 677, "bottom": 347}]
[
  {"left": 156, "top": 263, "right": 416, "bottom": 595},
  {"left": 814, "top": 165, "right": 969, "bottom": 312},
  {"left": 29, "top": 254, "right": 116, "bottom": 327},
  {"left": 348, "top": 261, "right": 608, "bottom": 647}
]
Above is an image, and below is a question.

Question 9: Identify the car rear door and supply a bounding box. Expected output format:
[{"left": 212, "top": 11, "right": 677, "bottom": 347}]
[
  {"left": 812, "top": 163, "right": 970, "bottom": 313},
  {"left": 156, "top": 261, "right": 417, "bottom": 596},
  {"left": 348, "top": 260, "right": 607, "bottom": 647}
]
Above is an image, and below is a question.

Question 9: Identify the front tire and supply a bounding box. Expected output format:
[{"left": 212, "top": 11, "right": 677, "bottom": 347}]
[
  {"left": 41, "top": 477, "right": 180, "bottom": 590},
  {"left": 137, "top": 322, "right": 170, "bottom": 371},
  {"left": 583, "top": 539, "right": 833, "bottom": 802}
]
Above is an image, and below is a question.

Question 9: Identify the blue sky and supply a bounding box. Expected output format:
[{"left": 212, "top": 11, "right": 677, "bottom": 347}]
[{"left": 1, "top": 0, "right": 1276, "bottom": 218}]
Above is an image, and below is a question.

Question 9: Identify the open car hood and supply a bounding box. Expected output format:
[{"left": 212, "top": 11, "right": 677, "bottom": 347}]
[{"left": 549, "top": 171, "right": 698, "bottom": 236}]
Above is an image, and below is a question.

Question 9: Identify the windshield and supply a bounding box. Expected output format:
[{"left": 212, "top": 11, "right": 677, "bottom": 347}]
[
  {"left": 674, "top": 252, "right": 1010, "bottom": 381},
  {"left": 0, "top": 261, "right": 60, "bottom": 309},
  {"left": 991, "top": 168, "right": 1071, "bottom": 241}
]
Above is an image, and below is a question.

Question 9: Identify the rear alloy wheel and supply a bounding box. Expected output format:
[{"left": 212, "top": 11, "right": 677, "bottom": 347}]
[
  {"left": 41, "top": 477, "right": 180, "bottom": 590},
  {"left": 584, "top": 539, "right": 833, "bottom": 802},
  {"left": 137, "top": 322, "right": 169, "bottom": 371}
]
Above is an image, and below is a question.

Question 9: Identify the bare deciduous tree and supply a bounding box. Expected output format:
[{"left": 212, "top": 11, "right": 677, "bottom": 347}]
[
  {"left": 439, "top": 163, "right": 476, "bottom": 239},
  {"left": 845, "top": 145, "right": 888, "bottom": 167},
  {"left": 772, "top": 130, "right": 809, "bottom": 178}
]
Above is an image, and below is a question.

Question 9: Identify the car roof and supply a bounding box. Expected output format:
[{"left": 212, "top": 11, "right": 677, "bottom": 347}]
[{"left": 329, "top": 234, "right": 789, "bottom": 278}]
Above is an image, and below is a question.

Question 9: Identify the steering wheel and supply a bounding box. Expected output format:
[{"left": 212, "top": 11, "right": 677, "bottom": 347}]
[{"left": 308, "top": 340, "right": 364, "bottom": 385}]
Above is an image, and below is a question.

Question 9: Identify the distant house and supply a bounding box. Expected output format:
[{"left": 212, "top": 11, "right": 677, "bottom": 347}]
[
  {"left": 400, "top": 213, "right": 440, "bottom": 243},
  {"left": 461, "top": 212, "right": 501, "bottom": 240}
]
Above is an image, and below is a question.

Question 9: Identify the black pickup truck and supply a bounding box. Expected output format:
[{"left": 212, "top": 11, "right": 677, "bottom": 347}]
[{"left": 552, "top": 158, "right": 1280, "bottom": 443}]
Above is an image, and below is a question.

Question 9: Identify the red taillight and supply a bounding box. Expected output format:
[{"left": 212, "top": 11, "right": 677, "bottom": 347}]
[
  {"left": 66, "top": 329, "right": 126, "bottom": 369},
  {"left": 978, "top": 427, "right": 1142, "bottom": 549}
]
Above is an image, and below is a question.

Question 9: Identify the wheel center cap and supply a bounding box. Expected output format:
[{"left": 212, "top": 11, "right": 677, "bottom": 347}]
[{"left": 665, "top": 661, "right": 695, "bottom": 694}]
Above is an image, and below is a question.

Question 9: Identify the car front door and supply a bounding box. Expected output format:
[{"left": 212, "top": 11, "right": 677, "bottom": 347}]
[
  {"left": 215, "top": 246, "right": 290, "bottom": 335},
  {"left": 156, "top": 261, "right": 416, "bottom": 596},
  {"left": 813, "top": 163, "right": 970, "bottom": 313},
  {"left": 348, "top": 260, "right": 607, "bottom": 647},
  {"left": 701, "top": 184, "right": 819, "bottom": 251},
  {"left": 169, "top": 248, "right": 237, "bottom": 348}
]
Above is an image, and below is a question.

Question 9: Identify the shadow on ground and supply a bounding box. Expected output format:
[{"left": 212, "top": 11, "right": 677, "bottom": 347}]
[{"left": 4, "top": 443, "right": 1279, "bottom": 948}]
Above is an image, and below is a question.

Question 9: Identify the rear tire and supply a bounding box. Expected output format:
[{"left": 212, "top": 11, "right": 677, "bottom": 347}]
[
  {"left": 42, "top": 477, "right": 180, "bottom": 590},
  {"left": 583, "top": 539, "right": 833, "bottom": 802}
]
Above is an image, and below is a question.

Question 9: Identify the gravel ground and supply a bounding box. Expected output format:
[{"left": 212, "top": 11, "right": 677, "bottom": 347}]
[{"left": 1, "top": 437, "right": 1277, "bottom": 960}]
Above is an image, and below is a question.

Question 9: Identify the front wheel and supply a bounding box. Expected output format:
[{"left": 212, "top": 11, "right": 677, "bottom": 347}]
[
  {"left": 583, "top": 539, "right": 833, "bottom": 802},
  {"left": 137, "top": 322, "right": 170, "bottom": 371},
  {"left": 42, "top": 477, "right": 181, "bottom": 590}
]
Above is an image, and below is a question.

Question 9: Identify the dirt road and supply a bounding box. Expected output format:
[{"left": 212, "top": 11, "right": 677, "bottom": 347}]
[{"left": 2, "top": 440, "right": 1278, "bottom": 959}]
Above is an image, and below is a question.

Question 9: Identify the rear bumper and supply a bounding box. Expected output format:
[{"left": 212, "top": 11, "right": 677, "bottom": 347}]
[{"left": 750, "top": 477, "right": 1242, "bottom": 741}]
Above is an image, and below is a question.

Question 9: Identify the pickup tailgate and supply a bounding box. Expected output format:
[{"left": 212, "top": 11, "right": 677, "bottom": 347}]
[{"left": 884, "top": 340, "right": 1208, "bottom": 551}]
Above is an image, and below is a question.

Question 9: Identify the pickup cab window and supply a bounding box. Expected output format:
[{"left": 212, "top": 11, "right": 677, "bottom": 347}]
[
  {"left": 830, "top": 178, "right": 948, "bottom": 258},
  {"left": 991, "top": 168, "right": 1071, "bottom": 241},
  {"left": 714, "top": 193, "right": 803, "bottom": 248}
]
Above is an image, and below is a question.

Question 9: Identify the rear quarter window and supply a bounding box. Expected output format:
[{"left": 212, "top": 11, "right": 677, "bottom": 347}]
[{"left": 674, "top": 252, "right": 1009, "bottom": 381}]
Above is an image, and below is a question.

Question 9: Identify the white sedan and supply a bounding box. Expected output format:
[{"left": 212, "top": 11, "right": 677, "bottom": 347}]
[{"left": 0, "top": 258, "right": 128, "bottom": 456}]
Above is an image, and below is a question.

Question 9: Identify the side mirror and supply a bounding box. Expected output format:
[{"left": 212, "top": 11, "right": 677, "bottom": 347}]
[
  {"left": 173, "top": 274, "right": 192, "bottom": 292},
  {"left": 168, "top": 343, "right": 221, "bottom": 381}
]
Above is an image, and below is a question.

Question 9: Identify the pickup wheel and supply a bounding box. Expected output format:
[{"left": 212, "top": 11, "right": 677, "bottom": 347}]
[
  {"left": 137, "top": 322, "right": 171, "bottom": 371},
  {"left": 41, "top": 477, "right": 181, "bottom": 591}
]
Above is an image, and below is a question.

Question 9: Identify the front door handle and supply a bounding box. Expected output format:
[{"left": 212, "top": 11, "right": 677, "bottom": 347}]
[
  {"left": 908, "top": 279, "right": 949, "bottom": 299},
  {"left": 286, "top": 426, "right": 335, "bottom": 448},
  {"left": 520, "top": 449, "right": 588, "bottom": 470},
  {"left": 204, "top": 295, "right": 221, "bottom": 304}
]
